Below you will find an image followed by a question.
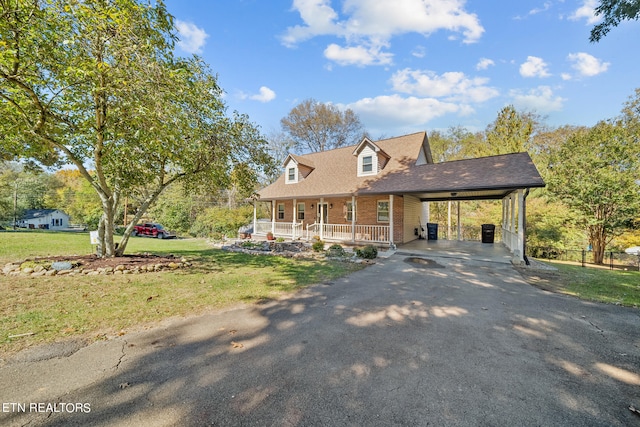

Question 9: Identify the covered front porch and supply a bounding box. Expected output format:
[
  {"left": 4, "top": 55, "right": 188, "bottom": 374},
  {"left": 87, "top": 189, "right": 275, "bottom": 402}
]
[
  {"left": 251, "top": 195, "right": 395, "bottom": 245},
  {"left": 251, "top": 187, "right": 530, "bottom": 263},
  {"left": 253, "top": 220, "right": 391, "bottom": 244}
]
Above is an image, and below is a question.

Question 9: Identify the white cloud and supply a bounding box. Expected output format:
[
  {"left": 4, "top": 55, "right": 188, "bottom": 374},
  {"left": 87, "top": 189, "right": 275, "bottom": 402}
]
[
  {"left": 567, "top": 52, "right": 610, "bottom": 77},
  {"left": 281, "top": 0, "right": 340, "bottom": 47},
  {"left": 528, "top": 2, "right": 551, "bottom": 16},
  {"left": 412, "top": 46, "right": 426, "bottom": 58},
  {"left": 343, "top": 95, "right": 472, "bottom": 128},
  {"left": 324, "top": 42, "right": 393, "bottom": 66},
  {"left": 510, "top": 86, "right": 565, "bottom": 112},
  {"left": 569, "top": 0, "right": 600, "bottom": 24},
  {"left": 249, "top": 86, "right": 277, "bottom": 103},
  {"left": 175, "top": 20, "right": 209, "bottom": 54},
  {"left": 390, "top": 68, "right": 499, "bottom": 103},
  {"left": 282, "top": 0, "right": 484, "bottom": 66},
  {"left": 238, "top": 87, "right": 276, "bottom": 103},
  {"left": 476, "top": 58, "right": 495, "bottom": 70},
  {"left": 519, "top": 56, "right": 551, "bottom": 78}
]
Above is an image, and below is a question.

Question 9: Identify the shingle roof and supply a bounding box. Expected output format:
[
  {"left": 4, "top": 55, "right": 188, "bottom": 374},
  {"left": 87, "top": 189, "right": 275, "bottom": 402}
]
[
  {"left": 361, "top": 152, "right": 545, "bottom": 196},
  {"left": 22, "top": 209, "right": 66, "bottom": 219},
  {"left": 257, "top": 132, "right": 545, "bottom": 200}
]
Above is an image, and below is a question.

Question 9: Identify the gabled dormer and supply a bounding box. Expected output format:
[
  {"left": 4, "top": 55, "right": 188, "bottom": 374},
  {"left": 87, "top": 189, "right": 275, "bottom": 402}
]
[
  {"left": 353, "top": 137, "right": 390, "bottom": 177},
  {"left": 283, "top": 154, "right": 315, "bottom": 184}
]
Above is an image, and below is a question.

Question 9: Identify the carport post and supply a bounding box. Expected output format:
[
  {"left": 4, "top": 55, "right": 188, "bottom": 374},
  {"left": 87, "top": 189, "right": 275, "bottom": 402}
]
[
  {"left": 517, "top": 189, "right": 525, "bottom": 262},
  {"left": 457, "top": 200, "right": 461, "bottom": 241}
]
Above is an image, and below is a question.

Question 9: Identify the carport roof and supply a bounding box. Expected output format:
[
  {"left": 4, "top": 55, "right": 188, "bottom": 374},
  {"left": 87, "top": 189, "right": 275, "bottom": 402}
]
[{"left": 359, "top": 152, "right": 546, "bottom": 201}]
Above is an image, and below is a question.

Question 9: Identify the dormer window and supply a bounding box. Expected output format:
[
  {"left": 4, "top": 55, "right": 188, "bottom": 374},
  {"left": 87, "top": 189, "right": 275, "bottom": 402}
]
[
  {"left": 354, "top": 137, "right": 389, "bottom": 177},
  {"left": 362, "top": 156, "right": 373, "bottom": 173},
  {"left": 285, "top": 165, "right": 298, "bottom": 184}
]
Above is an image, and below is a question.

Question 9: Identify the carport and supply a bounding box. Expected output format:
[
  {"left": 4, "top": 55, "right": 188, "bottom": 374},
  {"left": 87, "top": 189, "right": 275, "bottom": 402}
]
[{"left": 373, "top": 153, "right": 546, "bottom": 264}]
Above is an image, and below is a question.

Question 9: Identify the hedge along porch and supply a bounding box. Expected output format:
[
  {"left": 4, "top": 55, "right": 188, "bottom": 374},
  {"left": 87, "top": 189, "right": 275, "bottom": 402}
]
[{"left": 254, "top": 132, "right": 545, "bottom": 261}]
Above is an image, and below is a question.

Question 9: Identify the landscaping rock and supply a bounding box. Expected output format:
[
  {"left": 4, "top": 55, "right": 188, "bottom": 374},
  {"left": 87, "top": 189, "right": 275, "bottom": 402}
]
[{"left": 52, "top": 261, "right": 73, "bottom": 271}]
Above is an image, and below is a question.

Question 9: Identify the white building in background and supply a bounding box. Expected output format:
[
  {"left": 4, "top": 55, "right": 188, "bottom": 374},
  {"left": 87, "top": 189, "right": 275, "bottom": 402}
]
[{"left": 18, "top": 209, "right": 70, "bottom": 229}]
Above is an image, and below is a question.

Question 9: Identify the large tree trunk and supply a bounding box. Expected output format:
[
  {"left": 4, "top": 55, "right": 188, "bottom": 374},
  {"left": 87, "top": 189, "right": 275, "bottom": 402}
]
[
  {"left": 589, "top": 224, "right": 607, "bottom": 265},
  {"left": 97, "top": 194, "right": 119, "bottom": 257}
]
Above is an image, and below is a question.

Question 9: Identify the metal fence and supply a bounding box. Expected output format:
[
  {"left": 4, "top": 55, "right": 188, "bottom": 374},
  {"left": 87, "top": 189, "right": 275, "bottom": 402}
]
[{"left": 529, "top": 247, "right": 640, "bottom": 271}]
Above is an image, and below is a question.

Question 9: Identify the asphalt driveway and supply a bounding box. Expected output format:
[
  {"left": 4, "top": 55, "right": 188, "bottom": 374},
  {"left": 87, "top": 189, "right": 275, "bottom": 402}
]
[{"left": 1, "top": 252, "right": 639, "bottom": 426}]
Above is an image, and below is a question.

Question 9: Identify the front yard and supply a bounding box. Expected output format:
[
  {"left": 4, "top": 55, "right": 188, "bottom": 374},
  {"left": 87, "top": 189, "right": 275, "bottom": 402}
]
[{"left": 0, "top": 232, "right": 364, "bottom": 356}]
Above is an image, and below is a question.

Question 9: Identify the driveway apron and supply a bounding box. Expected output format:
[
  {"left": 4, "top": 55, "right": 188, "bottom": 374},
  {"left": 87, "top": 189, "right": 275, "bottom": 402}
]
[{"left": 1, "top": 252, "right": 639, "bottom": 426}]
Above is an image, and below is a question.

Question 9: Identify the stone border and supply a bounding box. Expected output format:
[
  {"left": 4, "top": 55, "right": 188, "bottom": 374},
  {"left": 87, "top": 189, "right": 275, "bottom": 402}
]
[{"left": 2, "top": 258, "right": 192, "bottom": 278}]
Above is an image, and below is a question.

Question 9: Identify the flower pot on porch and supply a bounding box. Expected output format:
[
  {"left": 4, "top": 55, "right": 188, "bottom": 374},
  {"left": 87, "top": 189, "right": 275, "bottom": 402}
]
[{"left": 266, "top": 232, "right": 275, "bottom": 241}]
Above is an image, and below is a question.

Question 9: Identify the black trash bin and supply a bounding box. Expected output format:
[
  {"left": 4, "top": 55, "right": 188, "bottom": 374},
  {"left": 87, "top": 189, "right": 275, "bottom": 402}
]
[
  {"left": 427, "top": 223, "right": 438, "bottom": 240},
  {"left": 481, "top": 224, "right": 495, "bottom": 243}
]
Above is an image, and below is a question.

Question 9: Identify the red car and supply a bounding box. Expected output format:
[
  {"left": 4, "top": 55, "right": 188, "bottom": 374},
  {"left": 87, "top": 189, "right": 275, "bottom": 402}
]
[{"left": 131, "top": 223, "right": 176, "bottom": 239}]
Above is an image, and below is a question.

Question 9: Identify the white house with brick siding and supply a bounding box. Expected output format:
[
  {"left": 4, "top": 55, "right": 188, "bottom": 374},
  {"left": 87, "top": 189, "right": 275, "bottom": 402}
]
[{"left": 254, "top": 131, "right": 545, "bottom": 261}]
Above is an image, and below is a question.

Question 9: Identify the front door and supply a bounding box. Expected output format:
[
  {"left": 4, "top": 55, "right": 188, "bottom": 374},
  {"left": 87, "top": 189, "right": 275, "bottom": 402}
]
[{"left": 318, "top": 203, "right": 328, "bottom": 224}]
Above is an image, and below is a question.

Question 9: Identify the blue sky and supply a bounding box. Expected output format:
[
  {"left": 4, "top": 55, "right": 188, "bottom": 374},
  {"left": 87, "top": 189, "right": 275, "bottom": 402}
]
[{"left": 163, "top": 0, "right": 640, "bottom": 139}]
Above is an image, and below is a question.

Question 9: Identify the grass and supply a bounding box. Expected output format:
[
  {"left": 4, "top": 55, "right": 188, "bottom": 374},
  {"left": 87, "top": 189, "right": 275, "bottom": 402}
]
[
  {"left": 0, "top": 231, "right": 364, "bottom": 356},
  {"left": 522, "top": 260, "right": 640, "bottom": 307}
]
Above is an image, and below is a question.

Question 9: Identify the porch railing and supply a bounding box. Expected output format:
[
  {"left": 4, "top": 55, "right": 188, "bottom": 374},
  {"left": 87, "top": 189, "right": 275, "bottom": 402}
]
[
  {"left": 306, "top": 223, "right": 390, "bottom": 243},
  {"left": 255, "top": 221, "right": 303, "bottom": 238}
]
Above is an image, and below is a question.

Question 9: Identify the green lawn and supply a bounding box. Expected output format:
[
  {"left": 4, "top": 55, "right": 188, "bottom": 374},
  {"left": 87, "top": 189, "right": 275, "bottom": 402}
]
[
  {"left": 554, "top": 263, "right": 640, "bottom": 307},
  {"left": 523, "top": 260, "right": 640, "bottom": 307},
  {"left": 0, "top": 231, "right": 364, "bottom": 356}
]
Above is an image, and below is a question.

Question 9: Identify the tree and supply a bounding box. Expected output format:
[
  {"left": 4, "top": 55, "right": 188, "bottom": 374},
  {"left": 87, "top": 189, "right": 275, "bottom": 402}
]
[
  {"left": 280, "top": 98, "right": 365, "bottom": 152},
  {"left": 547, "top": 122, "right": 640, "bottom": 264},
  {"left": 0, "top": 0, "right": 274, "bottom": 256},
  {"left": 590, "top": 0, "right": 640, "bottom": 42},
  {"left": 482, "top": 105, "right": 536, "bottom": 156}
]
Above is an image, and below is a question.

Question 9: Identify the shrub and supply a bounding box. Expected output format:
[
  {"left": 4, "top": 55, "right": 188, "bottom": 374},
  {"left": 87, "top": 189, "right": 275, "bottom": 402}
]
[
  {"left": 327, "top": 244, "right": 346, "bottom": 257},
  {"left": 312, "top": 240, "right": 325, "bottom": 252},
  {"left": 355, "top": 245, "right": 378, "bottom": 259},
  {"left": 276, "top": 237, "right": 285, "bottom": 243}
]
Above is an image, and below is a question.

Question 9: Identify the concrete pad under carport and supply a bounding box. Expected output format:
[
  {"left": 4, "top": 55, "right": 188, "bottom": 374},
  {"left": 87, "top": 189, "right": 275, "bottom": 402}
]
[{"left": 398, "top": 238, "right": 516, "bottom": 264}]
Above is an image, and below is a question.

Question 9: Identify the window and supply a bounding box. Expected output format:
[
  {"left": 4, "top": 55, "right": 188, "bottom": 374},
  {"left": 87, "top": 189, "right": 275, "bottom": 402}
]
[
  {"left": 297, "top": 203, "right": 305, "bottom": 220},
  {"left": 377, "top": 201, "right": 389, "bottom": 222},
  {"left": 346, "top": 202, "right": 355, "bottom": 221},
  {"left": 277, "top": 203, "right": 285, "bottom": 220},
  {"left": 288, "top": 167, "right": 296, "bottom": 182},
  {"left": 362, "top": 156, "right": 373, "bottom": 173}
]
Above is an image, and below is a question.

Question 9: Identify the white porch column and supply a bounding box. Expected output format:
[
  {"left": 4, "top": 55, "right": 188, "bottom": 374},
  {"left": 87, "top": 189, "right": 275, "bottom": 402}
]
[
  {"left": 457, "top": 200, "right": 461, "bottom": 241},
  {"left": 501, "top": 198, "right": 507, "bottom": 243},
  {"left": 253, "top": 200, "right": 257, "bottom": 235},
  {"left": 510, "top": 193, "right": 516, "bottom": 237},
  {"left": 516, "top": 189, "right": 525, "bottom": 262},
  {"left": 351, "top": 196, "right": 356, "bottom": 242},
  {"left": 421, "top": 201, "right": 430, "bottom": 226},
  {"left": 319, "top": 197, "right": 324, "bottom": 240},
  {"left": 271, "top": 201, "right": 276, "bottom": 234},
  {"left": 447, "top": 201, "right": 452, "bottom": 240},
  {"left": 389, "top": 195, "right": 394, "bottom": 245},
  {"left": 292, "top": 199, "right": 297, "bottom": 239}
]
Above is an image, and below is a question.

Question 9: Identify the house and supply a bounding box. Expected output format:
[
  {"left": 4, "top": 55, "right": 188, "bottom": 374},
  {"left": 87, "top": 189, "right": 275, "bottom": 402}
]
[
  {"left": 18, "top": 209, "right": 70, "bottom": 230},
  {"left": 254, "top": 131, "right": 545, "bottom": 262}
]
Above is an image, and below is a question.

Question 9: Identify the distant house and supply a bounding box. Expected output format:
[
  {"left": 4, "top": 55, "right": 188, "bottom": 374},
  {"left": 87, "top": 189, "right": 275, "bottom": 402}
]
[
  {"left": 19, "top": 209, "right": 70, "bottom": 230},
  {"left": 254, "top": 131, "right": 546, "bottom": 262}
]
